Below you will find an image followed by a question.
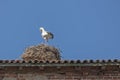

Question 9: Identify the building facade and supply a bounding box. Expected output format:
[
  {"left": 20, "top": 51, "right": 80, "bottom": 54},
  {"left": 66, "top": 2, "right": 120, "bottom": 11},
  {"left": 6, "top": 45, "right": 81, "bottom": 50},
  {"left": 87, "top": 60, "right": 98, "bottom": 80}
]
[{"left": 0, "top": 60, "right": 120, "bottom": 80}]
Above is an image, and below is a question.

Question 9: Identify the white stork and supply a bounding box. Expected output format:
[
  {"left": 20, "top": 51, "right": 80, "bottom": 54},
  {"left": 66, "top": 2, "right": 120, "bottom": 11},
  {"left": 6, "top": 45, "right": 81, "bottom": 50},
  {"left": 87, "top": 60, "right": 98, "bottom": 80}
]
[{"left": 40, "top": 27, "right": 54, "bottom": 42}]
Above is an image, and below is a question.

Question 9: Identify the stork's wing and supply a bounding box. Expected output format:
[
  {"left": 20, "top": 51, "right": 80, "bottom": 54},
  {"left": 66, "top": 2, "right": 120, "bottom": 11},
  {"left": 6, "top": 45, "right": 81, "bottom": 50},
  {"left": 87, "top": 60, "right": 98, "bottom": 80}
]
[{"left": 47, "top": 32, "right": 54, "bottom": 39}]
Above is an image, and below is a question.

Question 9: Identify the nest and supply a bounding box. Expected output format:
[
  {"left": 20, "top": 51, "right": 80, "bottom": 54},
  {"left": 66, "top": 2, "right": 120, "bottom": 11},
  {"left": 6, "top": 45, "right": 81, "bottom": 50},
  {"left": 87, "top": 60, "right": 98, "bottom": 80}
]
[{"left": 21, "top": 44, "right": 61, "bottom": 61}]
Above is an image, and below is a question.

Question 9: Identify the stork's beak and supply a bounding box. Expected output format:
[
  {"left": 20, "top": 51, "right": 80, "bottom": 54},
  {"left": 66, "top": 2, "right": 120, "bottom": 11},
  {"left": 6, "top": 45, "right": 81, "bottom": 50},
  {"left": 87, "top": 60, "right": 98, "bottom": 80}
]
[{"left": 40, "top": 29, "right": 42, "bottom": 32}]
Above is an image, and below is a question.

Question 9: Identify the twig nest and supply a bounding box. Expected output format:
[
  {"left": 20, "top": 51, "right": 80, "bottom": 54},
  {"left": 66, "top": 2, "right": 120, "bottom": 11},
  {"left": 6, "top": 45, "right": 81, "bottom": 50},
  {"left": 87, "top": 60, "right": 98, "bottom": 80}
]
[{"left": 21, "top": 44, "right": 61, "bottom": 61}]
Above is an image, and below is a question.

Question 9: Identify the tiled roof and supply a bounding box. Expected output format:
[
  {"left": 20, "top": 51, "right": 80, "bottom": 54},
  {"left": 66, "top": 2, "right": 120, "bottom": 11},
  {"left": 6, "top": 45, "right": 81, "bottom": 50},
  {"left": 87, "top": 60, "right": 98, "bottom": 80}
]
[
  {"left": 0, "top": 59, "right": 120, "bottom": 67},
  {"left": 0, "top": 59, "right": 119, "bottom": 63}
]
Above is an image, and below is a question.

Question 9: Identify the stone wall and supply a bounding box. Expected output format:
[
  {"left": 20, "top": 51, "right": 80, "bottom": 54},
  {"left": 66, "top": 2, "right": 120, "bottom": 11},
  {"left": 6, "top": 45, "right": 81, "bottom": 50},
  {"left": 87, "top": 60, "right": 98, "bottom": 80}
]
[
  {"left": 0, "top": 65, "right": 120, "bottom": 80},
  {"left": 0, "top": 66, "right": 120, "bottom": 80}
]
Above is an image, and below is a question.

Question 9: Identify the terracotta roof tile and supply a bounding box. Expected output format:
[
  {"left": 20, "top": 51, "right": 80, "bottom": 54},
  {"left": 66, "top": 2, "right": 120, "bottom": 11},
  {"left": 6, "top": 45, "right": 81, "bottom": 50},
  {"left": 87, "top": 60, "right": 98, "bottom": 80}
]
[
  {"left": 0, "top": 59, "right": 119, "bottom": 63},
  {"left": 0, "top": 59, "right": 119, "bottom": 67}
]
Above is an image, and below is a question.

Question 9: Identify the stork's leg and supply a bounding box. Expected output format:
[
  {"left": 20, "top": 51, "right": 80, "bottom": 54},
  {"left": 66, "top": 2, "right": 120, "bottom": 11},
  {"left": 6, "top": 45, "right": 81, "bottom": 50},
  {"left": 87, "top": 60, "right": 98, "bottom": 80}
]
[
  {"left": 44, "top": 39, "right": 47, "bottom": 44},
  {"left": 43, "top": 39, "right": 47, "bottom": 45},
  {"left": 43, "top": 38, "right": 47, "bottom": 44}
]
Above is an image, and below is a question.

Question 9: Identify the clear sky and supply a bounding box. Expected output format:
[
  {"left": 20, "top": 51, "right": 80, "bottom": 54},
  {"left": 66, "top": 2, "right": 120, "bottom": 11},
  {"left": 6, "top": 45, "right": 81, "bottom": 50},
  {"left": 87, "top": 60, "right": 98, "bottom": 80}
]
[{"left": 0, "top": 0, "right": 120, "bottom": 60}]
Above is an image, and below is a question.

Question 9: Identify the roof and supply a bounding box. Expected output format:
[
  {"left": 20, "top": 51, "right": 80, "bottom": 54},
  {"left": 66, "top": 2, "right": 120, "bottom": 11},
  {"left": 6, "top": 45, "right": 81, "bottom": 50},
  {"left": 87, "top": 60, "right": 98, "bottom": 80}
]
[{"left": 0, "top": 59, "right": 120, "bottom": 67}]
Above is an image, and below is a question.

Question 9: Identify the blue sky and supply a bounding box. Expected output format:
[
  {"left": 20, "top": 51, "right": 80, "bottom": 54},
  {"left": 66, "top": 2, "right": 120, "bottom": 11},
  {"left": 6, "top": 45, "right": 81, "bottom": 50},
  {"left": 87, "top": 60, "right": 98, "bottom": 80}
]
[{"left": 0, "top": 0, "right": 120, "bottom": 60}]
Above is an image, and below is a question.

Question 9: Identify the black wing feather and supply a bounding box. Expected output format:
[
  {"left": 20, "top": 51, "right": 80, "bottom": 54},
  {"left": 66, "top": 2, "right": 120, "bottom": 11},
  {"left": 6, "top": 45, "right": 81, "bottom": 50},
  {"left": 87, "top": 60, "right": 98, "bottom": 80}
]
[{"left": 47, "top": 32, "right": 54, "bottom": 39}]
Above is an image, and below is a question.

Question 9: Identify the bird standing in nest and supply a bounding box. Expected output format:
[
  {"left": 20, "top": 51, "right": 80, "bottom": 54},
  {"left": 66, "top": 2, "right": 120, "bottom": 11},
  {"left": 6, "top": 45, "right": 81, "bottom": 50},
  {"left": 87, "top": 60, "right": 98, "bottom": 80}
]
[{"left": 40, "top": 27, "right": 54, "bottom": 43}]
